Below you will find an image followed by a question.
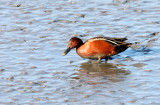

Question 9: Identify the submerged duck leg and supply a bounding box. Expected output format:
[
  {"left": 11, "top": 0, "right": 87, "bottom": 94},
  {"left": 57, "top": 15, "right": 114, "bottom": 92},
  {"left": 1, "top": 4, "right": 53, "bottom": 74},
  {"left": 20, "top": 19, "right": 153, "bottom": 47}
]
[
  {"left": 105, "top": 57, "right": 109, "bottom": 63},
  {"left": 97, "top": 57, "right": 102, "bottom": 63}
]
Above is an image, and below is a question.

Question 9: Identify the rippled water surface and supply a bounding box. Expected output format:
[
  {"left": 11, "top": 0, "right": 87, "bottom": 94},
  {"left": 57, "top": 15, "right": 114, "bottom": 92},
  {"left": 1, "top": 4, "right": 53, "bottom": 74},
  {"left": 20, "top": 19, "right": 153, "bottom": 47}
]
[{"left": 0, "top": 0, "right": 160, "bottom": 104}]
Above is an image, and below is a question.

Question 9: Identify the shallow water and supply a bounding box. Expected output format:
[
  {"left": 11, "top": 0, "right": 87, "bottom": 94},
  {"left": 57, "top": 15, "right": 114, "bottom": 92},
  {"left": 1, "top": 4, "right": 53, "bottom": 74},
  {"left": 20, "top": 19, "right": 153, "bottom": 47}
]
[{"left": 0, "top": 0, "right": 160, "bottom": 104}]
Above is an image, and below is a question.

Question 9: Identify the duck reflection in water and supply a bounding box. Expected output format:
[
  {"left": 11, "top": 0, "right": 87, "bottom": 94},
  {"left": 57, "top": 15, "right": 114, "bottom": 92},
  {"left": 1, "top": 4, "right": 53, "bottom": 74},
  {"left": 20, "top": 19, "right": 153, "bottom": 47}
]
[{"left": 71, "top": 62, "right": 130, "bottom": 85}]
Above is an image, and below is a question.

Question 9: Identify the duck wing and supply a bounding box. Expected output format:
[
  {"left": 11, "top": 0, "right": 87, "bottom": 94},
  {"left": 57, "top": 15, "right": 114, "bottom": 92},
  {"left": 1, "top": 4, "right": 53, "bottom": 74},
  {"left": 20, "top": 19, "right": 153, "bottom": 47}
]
[{"left": 86, "top": 37, "right": 128, "bottom": 46}]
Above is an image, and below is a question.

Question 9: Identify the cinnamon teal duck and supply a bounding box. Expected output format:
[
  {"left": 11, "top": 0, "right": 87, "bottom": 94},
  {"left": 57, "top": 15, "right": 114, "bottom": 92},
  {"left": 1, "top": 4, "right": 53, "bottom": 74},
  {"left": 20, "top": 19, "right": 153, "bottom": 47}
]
[{"left": 63, "top": 37, "right": 133, "bottom": 63}]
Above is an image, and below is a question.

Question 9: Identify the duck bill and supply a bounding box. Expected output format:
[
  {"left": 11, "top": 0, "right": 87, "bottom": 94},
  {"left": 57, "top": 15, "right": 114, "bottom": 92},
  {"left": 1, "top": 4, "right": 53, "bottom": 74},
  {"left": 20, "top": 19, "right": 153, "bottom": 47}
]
[{"left": 63, "top": 47, "right": 71, "bottom": 56}]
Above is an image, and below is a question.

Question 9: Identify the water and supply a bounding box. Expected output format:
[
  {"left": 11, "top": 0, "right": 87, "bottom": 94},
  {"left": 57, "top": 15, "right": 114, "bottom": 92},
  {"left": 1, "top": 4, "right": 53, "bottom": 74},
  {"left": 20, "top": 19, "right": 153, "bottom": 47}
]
[{"left": 0, "top": 0, "right": 160, "bottom": 104}]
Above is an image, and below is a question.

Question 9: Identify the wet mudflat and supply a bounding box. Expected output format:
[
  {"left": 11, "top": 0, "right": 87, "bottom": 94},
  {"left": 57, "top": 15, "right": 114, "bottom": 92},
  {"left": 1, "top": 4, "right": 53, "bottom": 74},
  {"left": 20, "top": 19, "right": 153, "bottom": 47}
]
[{"left": 0, "top": 0, "right": 160, "bottom": 104}]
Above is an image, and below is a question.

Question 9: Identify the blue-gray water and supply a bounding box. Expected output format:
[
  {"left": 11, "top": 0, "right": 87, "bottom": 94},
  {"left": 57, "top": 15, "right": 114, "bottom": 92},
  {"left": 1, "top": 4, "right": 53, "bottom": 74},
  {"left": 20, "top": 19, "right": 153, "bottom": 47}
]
[{"left": 0, "top": 0, "right": 160, "bottom": 105}]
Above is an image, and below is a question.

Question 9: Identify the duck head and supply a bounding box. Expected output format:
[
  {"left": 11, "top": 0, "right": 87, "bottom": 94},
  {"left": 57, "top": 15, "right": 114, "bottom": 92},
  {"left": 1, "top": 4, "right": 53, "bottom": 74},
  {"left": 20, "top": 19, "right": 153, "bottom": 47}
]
[{"left": 63, "top": 37, "right": 83, "bottom": 56}]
